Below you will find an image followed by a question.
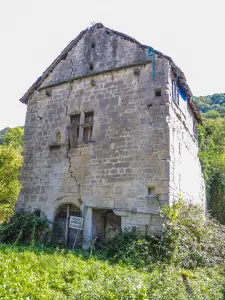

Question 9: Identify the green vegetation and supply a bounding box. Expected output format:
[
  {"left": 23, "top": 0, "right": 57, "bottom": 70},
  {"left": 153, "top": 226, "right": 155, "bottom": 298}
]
[
  {"left": 194, "top": 93, "right": 225, "bottom": 119},
  {"left": 198, "top": 117, "right": 225, "bottom": 224},
  {"left": 0, "top": 245, "right": 224, "bottom": 299},
  {"left": 0, "top": 211, "right": 50, "bottom": 245},
  {"left": 0, "top": 127, "right": 24, "bottom": 222},
  {"left": 194, "top": 93, "right": 225, "bottom": 224},
  {"left": 0, "top": 202, "right": 225, "bottom": 299}
]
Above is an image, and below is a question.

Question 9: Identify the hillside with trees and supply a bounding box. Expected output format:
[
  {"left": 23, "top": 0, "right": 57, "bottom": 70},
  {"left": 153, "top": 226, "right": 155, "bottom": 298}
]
[{"left": 194, "top": 93, "right": 225, "bottom": 119}]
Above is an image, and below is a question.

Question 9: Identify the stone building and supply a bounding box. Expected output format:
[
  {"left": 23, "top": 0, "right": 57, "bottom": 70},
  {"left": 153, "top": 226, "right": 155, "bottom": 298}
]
[{"left": 17, "top": 23, "right": 205, "bottom": 249}]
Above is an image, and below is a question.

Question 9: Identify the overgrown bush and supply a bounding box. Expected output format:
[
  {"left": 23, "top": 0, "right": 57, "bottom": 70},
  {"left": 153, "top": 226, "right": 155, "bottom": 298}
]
[
  {"left": 104, "top": 201, "right": 225, "bottom": 269},
  {"left": 0, "top": 211, "right": 50, "bottom": 245}
]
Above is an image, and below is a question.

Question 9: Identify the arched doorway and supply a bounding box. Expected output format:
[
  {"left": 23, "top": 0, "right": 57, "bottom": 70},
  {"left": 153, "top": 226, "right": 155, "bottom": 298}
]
[{"left": 51, "top": 204, "right": 83, "bottom": 248}]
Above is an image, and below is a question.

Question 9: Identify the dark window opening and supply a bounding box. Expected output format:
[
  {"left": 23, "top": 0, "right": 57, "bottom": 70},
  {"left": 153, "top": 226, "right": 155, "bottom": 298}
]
[
  {"left": 91, "top": 42, "right": 95, "bottom": 48},
  {"left": 83, "top": 126, "right": 93, "bottom": 143},
  {"left": 148, "top": 187, "right": 155, "bottom": 195},
  {"left": 56, "top": 131, "right": 61, "bottom": 144},
  {"left": 85, "top": 111, "right": 94, "bottom": 123},
  {"left": 89, "top": 63, "right": 94, "bottom": 71},
  {"left": 155, "top": 89, "right": 161, "bottom": 97},
  {"left": 34, "top": 209, "right": 41, "bottom": 217}
]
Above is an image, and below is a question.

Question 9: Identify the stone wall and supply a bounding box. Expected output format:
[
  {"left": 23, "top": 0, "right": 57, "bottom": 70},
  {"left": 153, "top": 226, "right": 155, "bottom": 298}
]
[
  {"left": 168, "top": 68, "right": 205, "bottom": 206},
  {"left": 17, "top": 59, "right": 171, "bottom": 237},
  {"left": 40, "top": 26, "right": 147, "bottom": 89}
]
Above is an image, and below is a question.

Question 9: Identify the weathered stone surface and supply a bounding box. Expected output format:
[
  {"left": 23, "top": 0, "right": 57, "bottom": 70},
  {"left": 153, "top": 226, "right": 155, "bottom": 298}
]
[{"left": 17, "top": 25, "right": 205, "bottom": 248}]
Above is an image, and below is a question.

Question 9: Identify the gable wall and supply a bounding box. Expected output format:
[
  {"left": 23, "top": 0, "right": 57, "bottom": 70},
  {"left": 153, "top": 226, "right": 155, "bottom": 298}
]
[{"left": 40, "top": 27, "right": 147, "bottom": 88}]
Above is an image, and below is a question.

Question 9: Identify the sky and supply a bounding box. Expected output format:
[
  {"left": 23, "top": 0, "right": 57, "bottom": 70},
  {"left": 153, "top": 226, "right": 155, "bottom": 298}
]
[{"left": 0, "top": 0, "right": 225, "bottom": 129}]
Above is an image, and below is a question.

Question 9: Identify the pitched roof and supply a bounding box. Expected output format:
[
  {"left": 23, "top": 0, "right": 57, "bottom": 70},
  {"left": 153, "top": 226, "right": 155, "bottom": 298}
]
[{"left": 20, "top": 23, "right": 201, "bottom": 122}]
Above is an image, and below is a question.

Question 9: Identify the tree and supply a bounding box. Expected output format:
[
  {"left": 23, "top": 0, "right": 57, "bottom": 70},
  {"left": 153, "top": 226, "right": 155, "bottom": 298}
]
[
  {"left": 2, "top": 127, "right": 23, "bottom": 148},
  {"left": 0, "top": 127, "right": 24, "bottom": 222}
]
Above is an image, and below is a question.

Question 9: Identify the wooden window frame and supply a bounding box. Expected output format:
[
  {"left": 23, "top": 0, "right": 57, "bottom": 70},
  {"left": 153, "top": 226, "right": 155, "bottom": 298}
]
[{"left": 83, "top": 111, "right": 94, "bottom": 143}]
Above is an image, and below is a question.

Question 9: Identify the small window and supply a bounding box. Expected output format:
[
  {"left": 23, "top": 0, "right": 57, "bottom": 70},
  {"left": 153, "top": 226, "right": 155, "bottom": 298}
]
[
  {"left": 155, "top": 89, "right": 161, "bottom": 97},
  {"left": 91, "top": 42, "right": 95, "bottom": 48},
  {"left": 34, "top": 209, "right": 41, "bottom": 217},
  {"left": 89, "top": 63, "right": 94, "bottom": 71},
  {"left": 83, "top": 112, "right": 94, "bottom": 143},
  {"left": 56, "top": 131, "right": 61, "bottom": 144},
  {"left": 148, "top": 187, "right": 155, "bottom": 195}
]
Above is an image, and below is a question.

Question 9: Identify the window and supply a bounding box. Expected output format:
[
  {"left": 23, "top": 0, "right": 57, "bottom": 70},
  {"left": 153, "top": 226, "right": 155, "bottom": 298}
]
[
  {"left": 85, "top": 111, "right": 94, "bottom": 123},
  {"left": 148, "top": 187, "right": 155, "bottom": 195},
  {"left": 34, "top": 209, "right": 41, "bottom": 217},
  {"left": 69, "top": 114, "right": 80, "bottom": 148},
  {"left": 68, "top": 111, "right": 94, "bottom": 148},
  {"left": 56, "top": 130, "right": 61, "bottom": 144},
  {"left": 83, "top": 111, "right": 94, "bottom": 143},
  {"left": 89, "top": 62, "right": 94, "bottom": 71},
  {"left": 71, "top": 114, "right": 80, "bottom": 138},
  {"left": 155, "top": 89, "right": 161, "bottom": 97}
]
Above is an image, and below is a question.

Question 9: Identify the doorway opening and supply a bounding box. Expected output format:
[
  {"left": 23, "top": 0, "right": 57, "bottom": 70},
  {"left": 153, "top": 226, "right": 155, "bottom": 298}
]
[
  {"left": 92, "top": 209, "right": 121, "bottom": 248},
  {"left": 52, "top": 204, "right": 82, "bottom": 248}
]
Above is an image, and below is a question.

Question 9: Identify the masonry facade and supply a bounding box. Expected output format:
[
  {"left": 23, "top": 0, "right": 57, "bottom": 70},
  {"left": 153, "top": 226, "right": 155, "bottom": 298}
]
[{"left": 17, "top": 23, "right": 205, "bottom": 249}]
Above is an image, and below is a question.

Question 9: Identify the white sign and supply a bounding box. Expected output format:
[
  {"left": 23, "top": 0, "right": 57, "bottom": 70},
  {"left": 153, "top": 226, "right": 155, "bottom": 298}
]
[{"left": 69, "top": 216, "right": 83, "bottom": 230}]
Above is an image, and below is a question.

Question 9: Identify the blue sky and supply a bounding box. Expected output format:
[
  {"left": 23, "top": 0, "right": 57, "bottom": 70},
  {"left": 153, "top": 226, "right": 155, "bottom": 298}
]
[{"left": 0, "top": 0, "right": 224, "bottom": 129}]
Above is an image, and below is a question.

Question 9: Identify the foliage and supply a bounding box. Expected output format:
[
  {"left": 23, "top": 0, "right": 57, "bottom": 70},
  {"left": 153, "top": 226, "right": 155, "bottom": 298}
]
[
  {"left": 0, "top": 127, "right": 24, "bottom": 222},
  {"left": 0, "top": 211, "right": 50, "bottom": 245},
  {"left": 0, "top": 244, "right": 224, "bottom": 299},
  {"left": 194, "top": 93, "right": 225, "bottom": 118},
  {"left": 103, "top": 201, "right": 225, "bottom": 269},
  {"left": 2, "top": 126, "right": 24, "bottom": 148},
  {"left": 197, "top": 117, "right": 225, "bottom": 223}
]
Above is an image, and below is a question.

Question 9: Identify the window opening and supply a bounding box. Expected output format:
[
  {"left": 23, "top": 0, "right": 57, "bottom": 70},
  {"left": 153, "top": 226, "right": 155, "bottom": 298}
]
[
  {"left": 91, "top": 42, "right": 95, "bottom": 48},
  {"left": 83, "top": 111, "right": 94, "bottom": 143},
  {"left": 71, "top": 114, "right": 80, "bottom": 138},
  {"left": 89, "top": 63, "right": 94, "bottom": 71},
  {"left": 155, "top": 89, "right": 161, "bottom": 97},
  {"left": 69, "top": 114, "right": 81, "bottom": 148},
  {"left": 34, "top": 209, "right": 41, "bottom": 217},
  {"left": 85, "top": 111, "right": 94, "bottom": 123},
  {"left": 148, "top": 187, "right": 155, "bottom": 195},
  {"left": 56, "top": 131, "right": 61, "bottom": 144}
]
